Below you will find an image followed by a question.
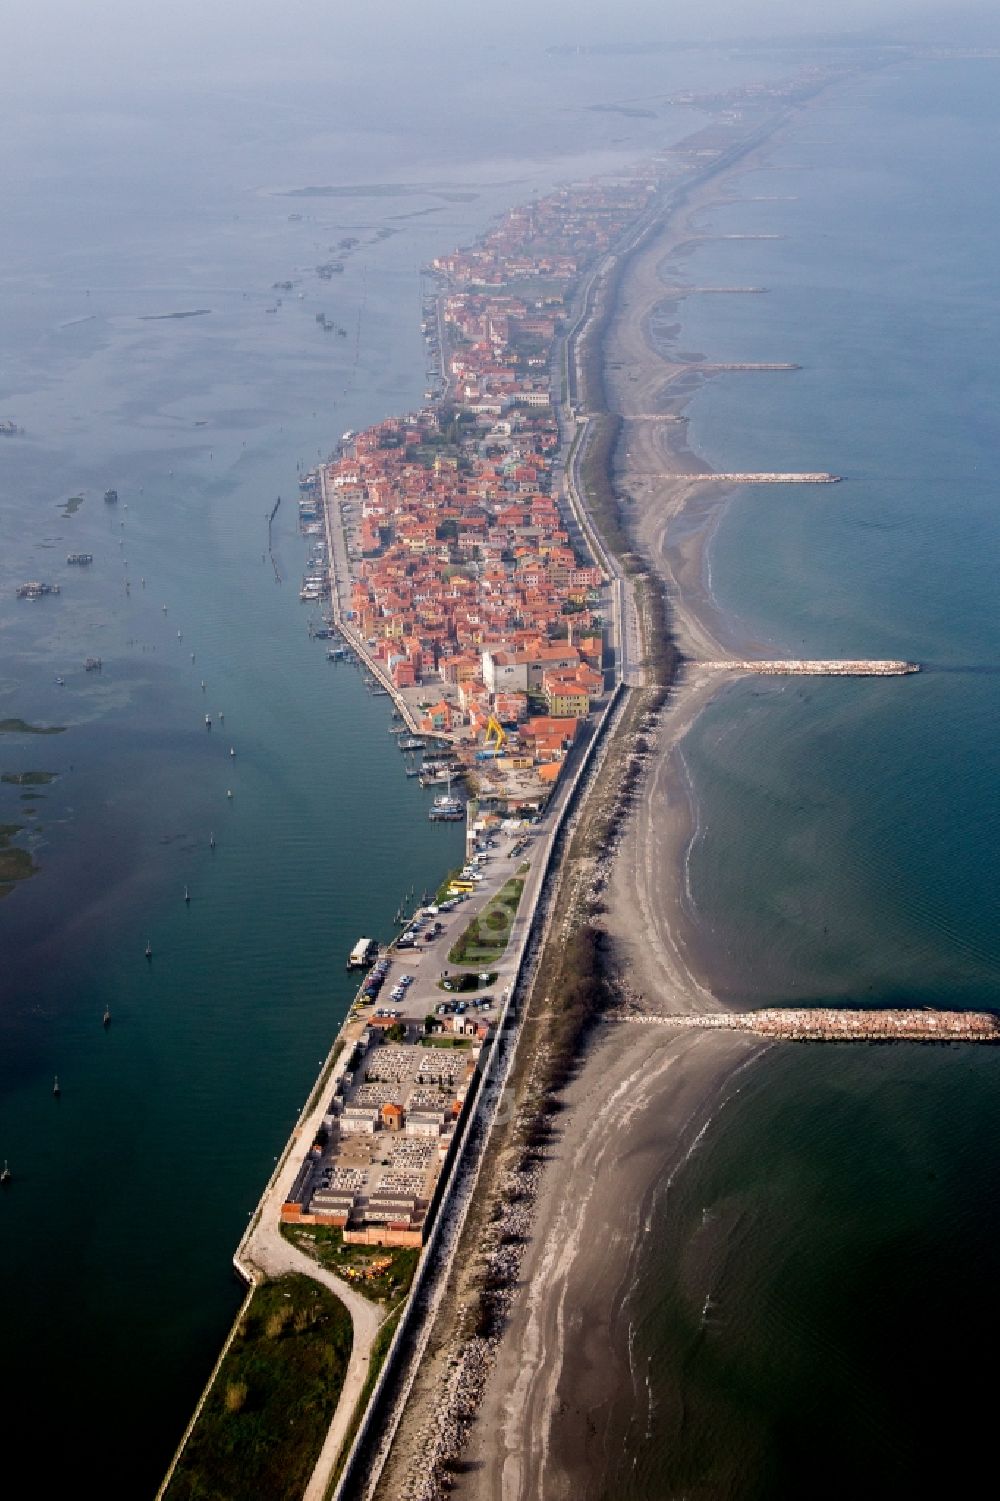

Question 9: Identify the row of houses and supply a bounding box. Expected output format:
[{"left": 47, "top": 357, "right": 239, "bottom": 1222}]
[{"left": 325, "top": 175, "right": 655, "bottom": 788}]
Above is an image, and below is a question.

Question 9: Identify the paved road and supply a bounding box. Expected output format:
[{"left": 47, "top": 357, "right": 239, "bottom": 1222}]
[
  {"left": 232, "top": 770, "right": 581, "bottom": 1501},
  {"left": 242, "top": 1222, "right": 384, "bottom": 1501},
  {"left": 237, "top": 1046, "right": 387, "bottom": 1501}
]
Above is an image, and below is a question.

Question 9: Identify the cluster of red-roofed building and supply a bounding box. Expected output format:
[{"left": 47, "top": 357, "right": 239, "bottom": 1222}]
[{"left": 322, "top": 177, "right": 654, "bottom": 802}]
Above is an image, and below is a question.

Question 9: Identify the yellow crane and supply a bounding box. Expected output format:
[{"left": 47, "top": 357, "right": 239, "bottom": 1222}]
[{"left": 485, "top": 714, "right": 507, "bottom": 752}]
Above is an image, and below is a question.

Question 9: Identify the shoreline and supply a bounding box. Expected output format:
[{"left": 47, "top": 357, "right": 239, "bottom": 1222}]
[
  {"left": 452, "top": 1024, "right": 768, "bottom": 1501},
  {"left": 444, "top": 102, "right": 820, "bottom": 1500},
  {"left": 163, "top": 74, "right": 858, "bottom": 1500}
]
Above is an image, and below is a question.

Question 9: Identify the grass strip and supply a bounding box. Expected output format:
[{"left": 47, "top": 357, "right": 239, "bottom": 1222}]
[
  {"left": 163, "top": 1275, "right": 352, "bottom": 1501},
  {"left": 328, "top": 1307, "right": 404, "bottom": 1494}
]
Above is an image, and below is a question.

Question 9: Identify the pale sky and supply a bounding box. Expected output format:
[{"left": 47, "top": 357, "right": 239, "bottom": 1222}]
[{"left": 0, "top": 0, "right": 991, "bottom": 98}]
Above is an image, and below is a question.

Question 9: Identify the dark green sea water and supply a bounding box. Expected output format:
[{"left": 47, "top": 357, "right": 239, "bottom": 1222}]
[
  {"left": 617, "top": 58, "right": 1000, "bottom": 1497},
  {"left": 625, "top": 1045, "right": 1000, "bottom": 1498},
  {"left": 4, "top": 31, "right": 996, "bottom": 1496},
  {"left": 0, "top": 32, "right": 763, "bottom": 1497}
]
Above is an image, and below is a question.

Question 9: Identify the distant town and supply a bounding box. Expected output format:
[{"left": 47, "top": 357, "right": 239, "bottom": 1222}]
[{"left": 298, "top": 178, "right": 656, "bottom": 809}]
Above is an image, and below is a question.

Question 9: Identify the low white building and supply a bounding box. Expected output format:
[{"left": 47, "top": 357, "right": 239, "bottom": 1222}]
[{"left": 339, "top": 1108, "right": 379, "bottom": 1135}]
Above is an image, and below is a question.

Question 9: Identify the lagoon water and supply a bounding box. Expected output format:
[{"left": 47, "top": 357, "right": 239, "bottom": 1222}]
[
  {"left": 0, "top": 33, "right": 760, "bottom": 1497},
  {"left": 4, "top": 34, "right": 999, "bottom": 1496},
  {"left": 616, "top": 58, "right": 1000, "bottom": 1497}
]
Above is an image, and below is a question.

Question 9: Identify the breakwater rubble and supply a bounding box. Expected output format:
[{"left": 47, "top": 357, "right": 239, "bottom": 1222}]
[
  {"left": 615, "top": 1008, "right": 1000, "bottom": 1043},
  {"left": 392, "top": 1152, "right": 543, "bottom": 1501},
  {"left": 681, "top": 471, "right": 841, "bottom": 483},
  {"left": 702, "top": 659, "right": 920, "bottom": 676}
]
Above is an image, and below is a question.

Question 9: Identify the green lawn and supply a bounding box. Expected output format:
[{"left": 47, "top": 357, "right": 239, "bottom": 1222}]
[
  {"left": 282, "top": 1225, "right": 418, "bottom": 1305},
  {"left": 447, "top": 879, "right": 524, "bottom": 964}
]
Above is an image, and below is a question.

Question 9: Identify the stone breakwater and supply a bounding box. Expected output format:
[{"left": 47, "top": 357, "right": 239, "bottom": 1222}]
[
  {"left": 680, "top": 471, "right": 842, "bottom": 483},
  {"left": 702, "top": 660, "right": 920, "bottom": 676},
  {"left": 615, "top": 1009, "right": 1000, "bottom": 1043},
  {"left": 393, "top": 1153, "right": 543, "bottom": 1501}
]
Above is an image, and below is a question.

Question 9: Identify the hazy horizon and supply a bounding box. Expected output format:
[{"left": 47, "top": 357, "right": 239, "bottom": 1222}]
[{"left": 1, "top": 0, "right": 996, "bottom": 102}]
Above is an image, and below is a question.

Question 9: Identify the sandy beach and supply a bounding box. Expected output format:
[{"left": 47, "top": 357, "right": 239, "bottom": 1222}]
[
  {"left": 439, "top": 135, "right": 790, "bottom": 1499},
  {"left": 451, "top": 1024, "right": 765, "bottom": 1501},
  {"left": 364, "top": 115, "right": 806, "bottom": 1501}
]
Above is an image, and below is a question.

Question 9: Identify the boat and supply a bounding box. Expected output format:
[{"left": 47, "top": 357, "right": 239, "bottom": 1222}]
[
  {"left": 16, "top": 581, "right": 60, "bottom": 599},
  {"left": 53, "top": 1075, "right": 61, "bottom": 1098},
  {"left": 104, "top": 488, "right": 118, "bottom": 504},
  {"left": 205, "top": 714, "right": 211, "bottom": 727},
  {"left": 229, "top": 746, "right": 235, "bottom": 758},
  {"left": 1, "top": 1161, "right": 11, "bottom": 1186},
  {"left": 209, "top": 832, "right": 216, "bottom": 849},
  {"left": 103, "top": 1005, "right": 111, "bottom": 1028},
  {"left": 184, "top": 886, "right": 190, "bottom": 903},
  {"left": 429, "top": 794, "right": 464, "bottom": 821},
  {"left": 399, "top": 737, "right": 424, "bottom": 752},
  {"left": 145, "top": 941, "right": 152, "bottom": 960},
  {"left": 55, "top": 675, "right": 64, "bottom": 686},
  {"left": 66, "top": 552, "right": 93, "bottom": 565},
  {"left": 347, "top": 937, "right": 379, "bottom": 971},
  {"left": 227, "top": 789, "right": 233, "bottom": 799},
  {"left": 84, "top": 657, "right": 102, "bottom": 672},
  {"left": 429, "top": 774, "right": 464, "bottom": 822}
]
